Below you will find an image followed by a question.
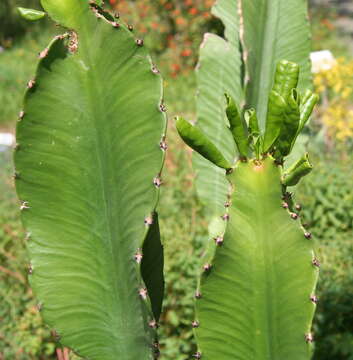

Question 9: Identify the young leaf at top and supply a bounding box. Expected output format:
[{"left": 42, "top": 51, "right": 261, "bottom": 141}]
[
  {"left": 282, "top": 153, "right": 313, "bottom": 186},
  {"left": 18, "top": 7, "right": 46, "bottom": 21},
  {"left": 262, "top": 90, "right": 287, "bottom": 153},
  {"left": 225, "top": 94, "right": 249, "bottom": 158},
  {"left": 176, "top": 117, "right": 232, "bottom": 170}
]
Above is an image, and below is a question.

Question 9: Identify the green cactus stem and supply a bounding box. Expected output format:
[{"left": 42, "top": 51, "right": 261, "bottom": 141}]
[
  {"left": 14, "top": 1, "right": 167, "bottom": 359},
  {"left": 178, "top": 60, "right": 319, "bottom": 359}
]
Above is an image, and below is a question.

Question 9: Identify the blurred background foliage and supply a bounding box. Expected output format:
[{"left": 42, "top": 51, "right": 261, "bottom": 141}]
[{"left": 0, "top": 0, "right": 352, "bottom": 359}]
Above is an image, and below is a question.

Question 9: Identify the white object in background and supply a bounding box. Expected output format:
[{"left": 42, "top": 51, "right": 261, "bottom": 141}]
[
  {"left": 310, "top": 50, "right": 336, "bottom": 73},
  {"left": 0, "top": 133, "right": 15, "bottom": 152}
]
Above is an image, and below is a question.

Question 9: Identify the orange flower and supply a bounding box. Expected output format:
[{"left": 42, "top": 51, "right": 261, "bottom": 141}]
[
  {"left": 181, "top": 49, "right": 192, "bottom": 57},
  {"left": 176, "top": 17, "right": 186, "bottom": 26},
  {"left": 189, "top": 7, "right": 198, "bottom": 15}
]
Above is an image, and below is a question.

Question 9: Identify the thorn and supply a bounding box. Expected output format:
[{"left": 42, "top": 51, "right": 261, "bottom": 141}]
[
  {"left": 290, "top": 212, "right": 298, "bottom": 220},
  {"left": 144, "top": 216, "right": 153, "bottom": 226},
  {"left": 304, "top": 232, "right": 312, "bottom": 239},
  {"left": 159, "top": 103, "right": 167, "bottom": 112},
  {"left": 226, "top": 168, "right": 233, "bottom": 175},
  {"left": 152, "top": 65, "right": 160, "bottom": 74},
  {"left": 28, "top": 264, "right": 33, "bottom": 275},
  {"left": 14, "top": 143, "right": 20, "bottom": 151},
  {"left": 38, "top": 48, "right": 49, "bottom": 59},
  {"left": 54, "top": 34, "right": 65, "bottom": 41},
  {"left": 136, "top": 39, "right": 144, "bottom": 46},
  {"left": 149, "top": 319, "right": 158, "bottom": 329},
  {"left": 159, "top": 140, "right": 168, "bottom": 151},
  {"left": 27, "top": 79, "right": 36, "bottom": 89},
  {"left": 20, "top": 201, "right": 30, "bottom": 211},
  {"left": 193, "top": 352, "right": 202, "bottom": 359},
  {"left": 134, "top": 249, "right": 143, "bottom": 264},
  {"left": 37, "top": 302, "right": 43, "bottom": 312},
  {"left": 221, "top": 213, "right": 229, "bottom": 221},
  {"left": 295, "top": 204, "right": 302, "bottom": 211},
  {"left": 310, "top": 295, "right": 318, "bottom": 304},
  {"left": 111, "top": 21, "right": 120, "bottom": 28},
  {"left": 13, "top": 172, "right": 20, "bottom": 180},
  {"left": 18, "top": 111, "right": 25, "bottom": 120},
  {"left": 203, "top": 263, "right": 211, "bottom": 272},
  {"left": 305, "top": 333, "right": 314, "bottom": 343},
  {"left": 152, "top": 342, "right": 160, "bottom": 358},
  {"left": 113, "top": 11, "right": 119, "bottom": 18},
  {"left": 214, "top": 236, "right": 224, "bottom": 246},
  {"left": 282, "top": 202, "right": 289, "bottom": 209},
  {"left": 282, "top": 192, "right": 292, "bottom": 200},
  {"left": 192, "top": 320, "right": 199, "bottom": 328},
  {"left": 312, "top": 257, "right": 320, "bottom": 267},
  {"left": 195, "top": 291, "right": 202, "bottom": 299},
  {"left": 51, "top": 330, "right": 61, "bottom": 342},
  {"left": 139, "top": 287, "right": 148, "bottom": 300},
  {"left": 128, "top": 24, "right": 133, "bottom": 31},
  {"left": 153, "top": 176, "right": 162, "bottom": 188},
  {"left": 224, "top": 201, "right": 231, "bottom": 208},
  {"left": 25, "top": 232, "right": 31, "bottom": 241}
]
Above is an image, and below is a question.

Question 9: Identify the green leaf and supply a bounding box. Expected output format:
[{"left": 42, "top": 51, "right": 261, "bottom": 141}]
[
  {"left": 193, "top": 0, "right": 242, "bottom": 219},
  {"left": 245, "top": 108, "right": 262, "bottom": 159},
  {"left": 242, "top": 0, "right": 312, "bottom": 129},
  {"left": 14, "top": 4, "right": 166, "bottom": 359},
  {"left": 225, "top": 94, "right": 248, "bottom": 158},
  {"left": 195, "top": 157, "right": 318, "bottom": 359},
  {"left": 176, "top": 117, "right": 232, "bottom": 170},
  {"left": 17, "top": 7, "right": 46, "bottom": 21},
  {"left": 282, "top": 153, "right": 313, "bottom": 186},
  {"left": 263, "top": 90, "right": 287, "bottom": 152},
  {"left": 299, "top": 91, "right": 319, "bottom": 132},
  {"left": 246, "top": 108, "right": 260, "bottom": 136},
  {"left": 272, "top": 60, "right": 300, "bottom": 103},
  {"left": 275, "top": 89, "right": 301, "bottom": 157}
]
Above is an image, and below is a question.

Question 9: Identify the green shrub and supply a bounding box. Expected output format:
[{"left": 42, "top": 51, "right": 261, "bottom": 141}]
[
  {"left": 312, "top": 233, "right": 353, "bottom": 360},
  {"left": 298, "top": 157, "right": 353, "bottom": 239}
]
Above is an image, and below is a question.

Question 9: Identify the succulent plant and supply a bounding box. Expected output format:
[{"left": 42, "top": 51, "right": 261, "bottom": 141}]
[
  {"left": 14, "top": 1, "right": 167, "bottom": 359},
  {"left": 177, "top": 59, "right": 319, "bottom": 359}
]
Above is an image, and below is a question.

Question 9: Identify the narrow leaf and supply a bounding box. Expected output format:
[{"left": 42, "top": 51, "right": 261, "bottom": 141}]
[
  {"left": 276, "top": 89, "right": 301, "bottom": 157},
  {"left": 246, "top": 108, "right": 260, "bottom": 136},
  {"left": 263, "top": 90, "right": 287, "bottom": 152},
  {"left": 18, "top": 7, "right": 46, "bottom": 21},
  {"left": 299, "top": 92, "right": 319, "bottom": 132},
  {"left": 282, "top": 153, "right": 313, "bottom": 186},
  {"left": 225, "top": 94, "right": 248, "bottom": 158},
  {"left": 273, "top": 60, "right": 300, "bottom": 102},
  {"left": 176, "top": 117, "right": 232, "bottom": 170}
]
